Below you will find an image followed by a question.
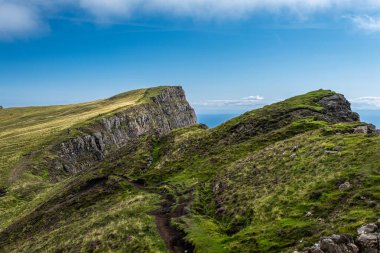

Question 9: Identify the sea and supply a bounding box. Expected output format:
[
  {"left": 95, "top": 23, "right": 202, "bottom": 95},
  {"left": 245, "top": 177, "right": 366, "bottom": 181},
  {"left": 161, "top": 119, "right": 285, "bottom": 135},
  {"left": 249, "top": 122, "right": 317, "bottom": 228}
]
[{"left": 197, "top": 110, "right": 380, "bottom": 129}]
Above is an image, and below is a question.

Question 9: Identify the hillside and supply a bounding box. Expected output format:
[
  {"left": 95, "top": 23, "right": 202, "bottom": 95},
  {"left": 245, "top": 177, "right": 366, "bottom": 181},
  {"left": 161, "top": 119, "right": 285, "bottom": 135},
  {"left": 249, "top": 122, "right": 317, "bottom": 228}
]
[{"left": 0, "top": 87, "right": 379, "bottom": 253}]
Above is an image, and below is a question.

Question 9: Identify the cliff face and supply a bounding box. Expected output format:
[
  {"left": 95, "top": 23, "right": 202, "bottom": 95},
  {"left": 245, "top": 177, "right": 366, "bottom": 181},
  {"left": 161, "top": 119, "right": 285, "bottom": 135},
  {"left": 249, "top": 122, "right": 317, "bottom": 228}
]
[
  {"left": 319, "top": 94, "right": 360, "bottom": 123},
  {"left": 52, "top": 86, "right": 196, "bottom": 176}
]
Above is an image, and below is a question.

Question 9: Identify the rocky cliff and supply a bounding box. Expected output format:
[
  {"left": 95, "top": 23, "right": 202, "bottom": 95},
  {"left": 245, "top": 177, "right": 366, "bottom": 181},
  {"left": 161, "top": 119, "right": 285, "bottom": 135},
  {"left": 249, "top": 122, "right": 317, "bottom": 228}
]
[
  {"left": 51, "top": 86, "right": 196, "bottom": 176},
  {"left": 2, "top": 88, "right": 380, "bottom": 253}
]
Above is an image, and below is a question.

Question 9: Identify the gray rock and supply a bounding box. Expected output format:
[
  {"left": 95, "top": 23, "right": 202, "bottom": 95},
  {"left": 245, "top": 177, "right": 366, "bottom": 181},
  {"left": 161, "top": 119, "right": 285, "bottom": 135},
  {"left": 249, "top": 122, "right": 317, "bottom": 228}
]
[
  {"left": 299, "top": 220, "right": 380, "bottom": 253},
  {"left": 332, "top": 146, "right": 343, "bottom": 151},
  {"left": 353, "top": 124, "right": 377, "bottom": 134},
  {"left": 357, "top": 223, "right": 378, "bottom": 235},
  {"left": 319, "top": 94, "right": 360, "bottom": 123},
  {"left": 47, "top": 87, "right": 197, "bottom": 177},
  {"left": 356, "top": 233, "right": 379, "bottom": 253},
  {"left": 305, "top": 211, "right": 313, "bottom": 217},
  {"left": 319, "top": 235, "right": 359, "bottom": 253},
  {"left": 339, "top": 181, "right": 351, "bottom": 191},
  {"left": 292, "top": 145, "right": 300, "bottom": 152}
]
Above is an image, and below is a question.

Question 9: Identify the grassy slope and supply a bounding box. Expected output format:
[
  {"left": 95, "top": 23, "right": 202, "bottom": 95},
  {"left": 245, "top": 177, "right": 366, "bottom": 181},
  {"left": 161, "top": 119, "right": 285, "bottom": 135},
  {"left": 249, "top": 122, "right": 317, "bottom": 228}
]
[
  {"left": 1, "top": 89, "right": 379, "bottom": 253},
  {"left": 135, "top": 90, "right": 379, "bottom": 252},
  {"left": 0, "top": 86, "right": 169, "bottom": 186},
  {"left": 0, "top": 86, "right": 170, "bottom": 242}
]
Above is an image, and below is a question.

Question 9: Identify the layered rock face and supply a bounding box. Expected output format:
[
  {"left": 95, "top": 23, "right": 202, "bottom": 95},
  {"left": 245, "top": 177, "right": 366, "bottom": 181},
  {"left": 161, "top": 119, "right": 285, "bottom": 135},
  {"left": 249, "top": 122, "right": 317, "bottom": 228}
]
[{"left": 52, "top": 86, "right": 196, "bottom": 176}]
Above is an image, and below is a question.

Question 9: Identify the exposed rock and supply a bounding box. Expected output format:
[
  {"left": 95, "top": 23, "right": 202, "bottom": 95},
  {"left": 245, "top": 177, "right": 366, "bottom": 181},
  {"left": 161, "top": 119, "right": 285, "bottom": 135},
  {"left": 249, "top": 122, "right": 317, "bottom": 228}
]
[
  {"left": 300, "top": 247, "right": 324, "bottom": 253},
  {"left": 355, "top": 223, "right": 379, "bottom": 253},
  {"left": 356, "top": 233, "right": 379, "bottom": 253},
  {"left": 223, "top": 93, "right": 359, "bottom": 144},
  {"left": 357, "top": 224, "right": 378, "bottom": 235},
  {"left": 320, "top": 235, "right": 359, "bottom": 253},
  {"left": 300, "top": 220, "right": 380, "bottom": 253},
  {"left": 339, "top": 181, "right": 351, "bottom": 191},
  {"left": 332, "top": 146, "right": 343, "bottom": 151},
  {"left": 305, "top": 211, "right": 313, "bottom": 217},
  {"left": 292, "top": 145, "right": 300, "bottom": 152},
  {"left": 319, "top": 94, "right": 360, "bottom": 123},
  {"left": 353, "top": 125, "right": 377, "bottom": 135},
  {"left": 49, "top": 87, "right": 197, "bottom": 177}
]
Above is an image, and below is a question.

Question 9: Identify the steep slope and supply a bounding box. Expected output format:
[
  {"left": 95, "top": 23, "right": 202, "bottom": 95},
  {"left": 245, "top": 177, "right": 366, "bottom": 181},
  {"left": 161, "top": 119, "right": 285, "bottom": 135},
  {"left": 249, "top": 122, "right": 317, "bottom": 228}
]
[
  {"left": 0, "top": 86, "right": 196, "bottom": 252},
  {"left": 1, "top": 88, "right": 379, "bottom": 253}
]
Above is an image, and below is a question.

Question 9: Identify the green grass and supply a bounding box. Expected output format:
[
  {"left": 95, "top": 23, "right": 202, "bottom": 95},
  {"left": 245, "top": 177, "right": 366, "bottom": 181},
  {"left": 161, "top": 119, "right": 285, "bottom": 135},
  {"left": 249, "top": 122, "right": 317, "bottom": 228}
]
[
  {"left": 1, "top": 88, "right": 379, "bottom": 253},
  {"left": 3, "top": 181, "right": 166, "bottom": 253},
  {"left": 0, "top": 86, "right": 170, "bottom": 232}
]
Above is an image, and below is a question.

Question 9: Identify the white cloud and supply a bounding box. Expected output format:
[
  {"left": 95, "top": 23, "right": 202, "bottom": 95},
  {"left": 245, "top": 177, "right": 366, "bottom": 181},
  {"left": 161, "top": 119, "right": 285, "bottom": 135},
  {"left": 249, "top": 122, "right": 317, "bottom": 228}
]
[
  {"left": 3, "top": 0, "right": 380, "bottom": 39},
  {"left": 195, "top": 95, "right": 265, "bottom": 107},
  {"left": 242, "top": 95, "right": 264, "bottom": 100},
  {"left": 350, "top": 97, "right": 380, "bottom": 109},
  {"left": 350, "top": 15, "right": 380, "bottom": 32},
  {"left": 0, "top": 2, "right": 42, "bottom": 40}
]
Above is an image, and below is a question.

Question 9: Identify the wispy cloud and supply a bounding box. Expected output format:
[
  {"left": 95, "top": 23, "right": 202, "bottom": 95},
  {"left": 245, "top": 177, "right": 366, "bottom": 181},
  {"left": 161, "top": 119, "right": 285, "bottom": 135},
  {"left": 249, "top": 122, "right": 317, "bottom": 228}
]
[
  {"left": 350, "top": 15, "right": 380, "bottom": 32},
  {"left": 195, "top": 95, "right": 264, "bottom": 107},
  {"left": 350, "top": 97, "right": 380, "bottom": 109},
  {"left": 0, "top": 2, "right": 43, "bottom": 40},
  {"left": 3, "top": 0, "right": 380, "bottom": 39}
]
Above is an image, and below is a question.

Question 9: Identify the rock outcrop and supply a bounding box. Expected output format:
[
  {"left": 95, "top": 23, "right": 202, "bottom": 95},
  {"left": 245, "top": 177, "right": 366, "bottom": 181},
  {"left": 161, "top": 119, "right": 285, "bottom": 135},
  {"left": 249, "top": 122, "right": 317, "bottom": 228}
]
[
  {"left": 300, "top": 220, "right": 380, "bottom": 253},
  {"left": 319, "top": 94, "right": 360, "bottom": 123},
  {"left": 51, "top": 86, "right": 196, "bottom": 176}
]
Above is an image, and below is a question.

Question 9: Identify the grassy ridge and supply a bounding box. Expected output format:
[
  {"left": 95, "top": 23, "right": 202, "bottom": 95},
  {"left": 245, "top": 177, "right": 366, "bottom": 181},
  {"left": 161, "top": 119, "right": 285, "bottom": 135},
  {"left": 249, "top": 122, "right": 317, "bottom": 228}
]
[
  {"left": 1, "top": 88, "right": 379, "bottom": 252},
  {"left": 0, "top": 86, "right": 168, "bottom": 233},
  {"left": 133, "top": 90, "right": 379, "bottom": 252}
]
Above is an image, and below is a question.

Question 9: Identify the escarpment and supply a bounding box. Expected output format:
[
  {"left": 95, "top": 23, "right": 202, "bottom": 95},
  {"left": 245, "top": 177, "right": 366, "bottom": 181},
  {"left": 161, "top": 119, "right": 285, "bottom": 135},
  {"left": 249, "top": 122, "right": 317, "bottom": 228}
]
[
  {"left": 51, "top": 86, "right": 196, "bottom": 177},
  {"left": 2, "top": 88, "right": 380, "bottom": 253}
]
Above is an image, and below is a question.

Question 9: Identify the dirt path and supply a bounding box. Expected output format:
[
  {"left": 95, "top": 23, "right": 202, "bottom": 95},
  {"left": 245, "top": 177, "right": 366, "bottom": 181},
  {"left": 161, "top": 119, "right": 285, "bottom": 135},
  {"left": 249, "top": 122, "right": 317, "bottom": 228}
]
[{"left": 119, "top": 176, "right": 194, "bottom": 253}]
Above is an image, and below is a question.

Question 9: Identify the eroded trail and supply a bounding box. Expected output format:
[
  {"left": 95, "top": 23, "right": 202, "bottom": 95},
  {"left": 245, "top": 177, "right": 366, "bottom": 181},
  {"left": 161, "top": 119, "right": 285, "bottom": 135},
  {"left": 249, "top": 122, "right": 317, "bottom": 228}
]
[{"left": 121, "top": 177, "right": 194, "bottom": 253}]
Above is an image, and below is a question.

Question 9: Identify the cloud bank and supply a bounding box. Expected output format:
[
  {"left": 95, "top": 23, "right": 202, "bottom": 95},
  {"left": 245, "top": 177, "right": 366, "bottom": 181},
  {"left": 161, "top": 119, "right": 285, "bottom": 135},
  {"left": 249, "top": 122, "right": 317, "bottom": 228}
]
[{"left": 3, "top": 0, "right": 380, "bottom": 39}]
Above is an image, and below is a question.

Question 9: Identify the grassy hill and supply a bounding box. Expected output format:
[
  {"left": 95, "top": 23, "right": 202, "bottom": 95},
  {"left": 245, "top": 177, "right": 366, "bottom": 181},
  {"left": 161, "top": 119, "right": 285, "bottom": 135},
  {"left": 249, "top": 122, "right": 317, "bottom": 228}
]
[
  {"left": 0, "top": 87, "right": 159, "bottom": 185},
  {"left": 0, "top": 86, "right": 193, "bottom": 248},
  {"left": 0, "top": 87, "right": 379, "bottom": 253}
]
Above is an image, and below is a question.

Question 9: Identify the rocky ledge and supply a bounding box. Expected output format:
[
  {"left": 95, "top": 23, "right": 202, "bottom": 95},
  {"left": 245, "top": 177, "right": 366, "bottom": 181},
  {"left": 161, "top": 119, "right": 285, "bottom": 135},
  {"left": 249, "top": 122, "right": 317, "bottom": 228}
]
[
  {"left": 299, "top": 219, "right": 380, "bottom": 253},
  {"left": 50, "top": 86, "right": 196, "bottom": 177}
]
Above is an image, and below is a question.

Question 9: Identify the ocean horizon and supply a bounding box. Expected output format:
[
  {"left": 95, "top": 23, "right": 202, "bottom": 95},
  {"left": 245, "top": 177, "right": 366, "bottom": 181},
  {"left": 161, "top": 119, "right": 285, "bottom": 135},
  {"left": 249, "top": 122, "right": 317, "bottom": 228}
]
[{"left": 198, "top": 110, "right": 380, "bottom": 129}]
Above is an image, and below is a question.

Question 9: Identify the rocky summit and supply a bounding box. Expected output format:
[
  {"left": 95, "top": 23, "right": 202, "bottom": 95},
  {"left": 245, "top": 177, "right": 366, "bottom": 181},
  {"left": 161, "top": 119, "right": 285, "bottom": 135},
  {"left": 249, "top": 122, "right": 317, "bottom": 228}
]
[{"left": 0, "top": 86, "right": 379, "bottom": 253}]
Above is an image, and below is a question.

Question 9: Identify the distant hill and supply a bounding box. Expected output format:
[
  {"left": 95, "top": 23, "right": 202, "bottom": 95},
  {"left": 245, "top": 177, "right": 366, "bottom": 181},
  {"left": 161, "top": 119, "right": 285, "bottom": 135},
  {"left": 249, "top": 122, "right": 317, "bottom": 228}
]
[{"left": 0, "top": 87, "right": 379, "bottom": 253}]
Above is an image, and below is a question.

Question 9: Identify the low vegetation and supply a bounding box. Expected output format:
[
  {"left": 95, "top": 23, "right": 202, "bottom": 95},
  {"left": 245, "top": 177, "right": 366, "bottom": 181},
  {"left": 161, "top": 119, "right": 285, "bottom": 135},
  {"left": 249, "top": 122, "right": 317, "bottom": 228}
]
[{"left": 1, "top": 87, "right": 379, "bottom": 252}]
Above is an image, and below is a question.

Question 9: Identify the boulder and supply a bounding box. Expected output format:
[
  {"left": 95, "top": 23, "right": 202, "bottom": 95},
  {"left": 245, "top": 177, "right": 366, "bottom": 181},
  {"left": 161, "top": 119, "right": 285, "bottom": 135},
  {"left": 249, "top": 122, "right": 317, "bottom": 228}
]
[
  {"left": 356, "top": 233, "right": 379, "bottom": 253},
  {"left": 339, "top": 181, "right": 351, "bottom": 191},
  {"left": 299, "top": 220, "right": 380, "bottom": 253},
  {"left": 319, "top": 235, "right": 359, "bottom": 253},
  {"left": 357, "top": 224, "right": 378, "bottom": 235},
  {"left": 353, "top": 124, "right": 377, "bottom": 134}
]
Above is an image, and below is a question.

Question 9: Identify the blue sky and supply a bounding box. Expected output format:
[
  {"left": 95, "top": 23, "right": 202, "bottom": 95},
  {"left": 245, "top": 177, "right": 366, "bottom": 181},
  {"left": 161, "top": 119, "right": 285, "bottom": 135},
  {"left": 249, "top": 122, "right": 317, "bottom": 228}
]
[{"left": 1, "top": 0, "right": 380, "bottom": 114}]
